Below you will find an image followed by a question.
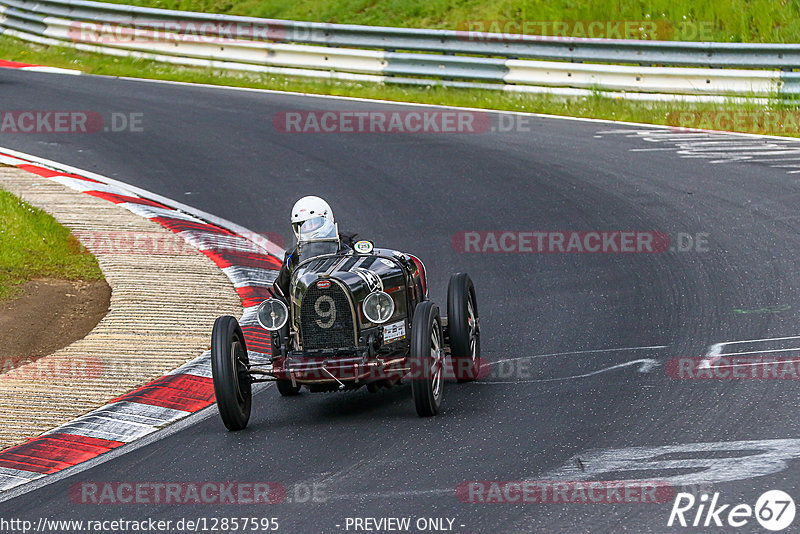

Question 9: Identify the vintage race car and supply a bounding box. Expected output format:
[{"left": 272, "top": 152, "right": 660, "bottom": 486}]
[{"left": 210, "top": 240, "right": 480, "bottom": 430}]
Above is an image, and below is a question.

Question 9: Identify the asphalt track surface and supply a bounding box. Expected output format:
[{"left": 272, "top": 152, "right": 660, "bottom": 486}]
[{"left": 2, "top": 69, "right": 800, "bottom": 533}]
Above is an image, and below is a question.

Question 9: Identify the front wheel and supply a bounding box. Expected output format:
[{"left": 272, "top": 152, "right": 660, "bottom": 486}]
[
  {"left": 410, "top": 301, "right": 444, "bottom": 417},
  {"left": 211, "top": 316, "right": 252, "bottom": 431}
]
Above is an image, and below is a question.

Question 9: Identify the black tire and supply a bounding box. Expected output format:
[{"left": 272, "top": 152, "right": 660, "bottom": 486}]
[
  {"left": 276, "top": 379, "right": 301, "bottom": 396},
  {"left": 211, "top": 316, "right": 252, "bottom": 431},
  {"left": 410, "top": 301, "right": 444, "bottom": 417},
  {"left": 447, "top": 273, "right": 481, "bottom": 382}
]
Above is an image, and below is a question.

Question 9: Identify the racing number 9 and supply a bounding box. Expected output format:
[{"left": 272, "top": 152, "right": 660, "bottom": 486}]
[{"left": 314, "top": 295, "right": 336, "bottom": 328}]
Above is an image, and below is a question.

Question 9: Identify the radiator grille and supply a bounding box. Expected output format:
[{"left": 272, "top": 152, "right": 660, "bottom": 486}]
[{"left": 300, "top": 282, "right": 355, "bottom": 350}]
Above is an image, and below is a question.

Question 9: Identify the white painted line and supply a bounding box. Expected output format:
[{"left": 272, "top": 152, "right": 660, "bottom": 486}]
[
  {"left": 713, "top": 335, "right": 800, "bottom": 346},
  {"left": 705, "top": 347, "right": 800, "bottom": 358},
  {"left": 20, "top": 65, "right": 81, "bottom": 76},
  {"left": 168, "top": 351, "right": 212, "bottom": 378},
  {"left": 636, "top": 133, "right": 736, "bottom": 140},
  {"left": 746, "top": 157, "right": 800, "bottom": 163},
  {"left": 239, "top": 305, "right": 259, "bottom": 326},
  {"left": 222, "top": 266, "right": 279, "bottom": 288},
  {"left": 699, "top": 336, "right": 800, "bottom": 369},
  {"left": 46, "top": 175, "right": 128, "bottom": 195},
  {"left": 675, "top": 145, "right": 792, "bottom": 153},
  {"left": 698, "top": 342, "right": 725, "bottom": 370},
  {"left": 712, "top": 358, "right": 800, "bottom": 369},
  {"left": 675, "top": 141, "right": 787, "bottom": 147},
  {"left": 543, "top": 438, "right": 800, "bottom": 486},
  {"left": 49, "top": 421, "right": 157, "bottom": 443},
  {"left": 477, "top": 358, "right": 659, "bottom": 384},
  {"left": 180, "top": 232, "right": 263, "bottom": 254},
  {"left": 50, "top": 402, "right": 192, "bottom": 429},
  {"left": 491, "top": 344, "right": 667, "bottom": 365},
  {"left": 0, "top": 468, "right": 45, "bottom": 492},
  {"left": 0, "top": 154, "right": 32, "bottom": 165},
  {"left": 595, "top": 127, "right": 800, "bottom": 174},
  {"left": 122, "top": 203, "right": 205, "bottom": 223},
  {"left": 699, "top": 150, "right": 800, "bottom": 157}
]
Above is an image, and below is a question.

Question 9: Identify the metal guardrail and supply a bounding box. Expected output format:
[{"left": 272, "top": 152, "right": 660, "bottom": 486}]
[{"left": 1, "top": 0, "right": 798, "bottom": 101}]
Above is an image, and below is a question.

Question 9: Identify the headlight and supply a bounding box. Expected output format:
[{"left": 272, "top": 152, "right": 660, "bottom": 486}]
[
  {"left": 257, "top": 298, "right": 289, "bottom": 331},
  {"left": 362, "top": 291, "right": 394, "bottom": 324}
]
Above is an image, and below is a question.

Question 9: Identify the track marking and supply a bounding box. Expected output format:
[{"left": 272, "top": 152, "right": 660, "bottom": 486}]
[
  {"left": 699, "top": 335, "right": 800, "bottom": 369},
  {"left": 734, "top": 157, "right": 800, "bottom": 163},
  {"left": 712, "top": 358, "right": 800, "bottom": 369},
  {"left": 711, "top": 335, "right": 800, "bottom": 345},
  {"left": 595, "top": 128, "right": 800, "bottom": 174},
  {"left": 698, "top": 342, "right": 725, "bottom": 370},
  {"left": 478, "top": 359, "right": 659, "bottom": 385},
  {"left": 544, "top": 438, "right": 800, "bottom": 486},
  {"left": 490, "top": 344, "right": 667, "bottom": 365},
  {"left": 322, "top": 436, "right": 800, "bottom": 503}
]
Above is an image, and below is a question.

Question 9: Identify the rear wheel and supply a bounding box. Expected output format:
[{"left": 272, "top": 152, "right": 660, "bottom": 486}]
[
  {"left": 447, "top": 273, "right": 480, "bottom": 382},
  {"left": 211, "top": 316, "right": 252, "bottom": 431},
  {"left": 270, "top": 324, "right": 300, "bottom": 396},
  {"left": 276, "top": 379, "right": 301, "bottom": 396},
  {"left": 410, "top": 301, "right": 444, "bottom": 417}
]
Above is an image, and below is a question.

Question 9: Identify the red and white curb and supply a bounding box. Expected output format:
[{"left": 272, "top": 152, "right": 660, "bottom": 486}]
[
  {"left": 0, "top": 147, "right": 282, "bottom": 492},
  {"left": 0, "top": 58, "right": 81, "bottom": 75}
]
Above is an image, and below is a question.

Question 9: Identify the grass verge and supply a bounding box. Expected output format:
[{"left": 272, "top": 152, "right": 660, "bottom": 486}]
[
  {"left": 0, "top": 184, "right": 104, "bottom": 301},
  {"left": 91, "top": 0, "right": 799, "bottom": 44}
]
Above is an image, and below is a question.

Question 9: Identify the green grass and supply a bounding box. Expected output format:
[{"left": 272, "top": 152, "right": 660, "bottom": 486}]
[
  {"left": 93, "top": 0, "right": 800, "bottom": 43},
  {"left": 0, "top": 186, "right": 104, "bottom": 301},
  {"left": 2, "top": 35, "right": 799, "bottom": 138}
]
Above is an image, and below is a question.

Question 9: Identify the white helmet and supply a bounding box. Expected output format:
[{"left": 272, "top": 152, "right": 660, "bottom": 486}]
[{"left": 291, "top": 196, "right": 337, "bottom": 242}]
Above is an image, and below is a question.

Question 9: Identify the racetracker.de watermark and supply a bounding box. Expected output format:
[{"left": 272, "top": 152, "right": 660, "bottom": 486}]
[
  {"left": 70, "top": 230, "right": 285, "bottom": 255},
  {"left": 1, "top": 356, "right": 103, "bottom": 381},
  {"left": 0, "top": 111, "right": 143, "bottom": 134},
  {"left": 456, "top": 20, "right": 714, "bottom": 41},
  {"left": 452, "top": 231, "right": 710, "bottom": 253},
  {"left": 70, "top": 482, "right": 284, "bottom": 505},
  {"left": 667, "top": 357, "right": 800, "bottom": 379},
  {"left": 667, "top": 111, "right": 800, "bottom": 135},
  {"left": 68, "top": 20, "right": 287, "bottom": 44},
  {"left": 273, "top": 110, "right": 492, "bottom": 134},
  {"left": 70, "top": 482, "right": 327, "bottom": 505},
  {"left": 457, "top": 480, "right": 673, "bottom": 503}
]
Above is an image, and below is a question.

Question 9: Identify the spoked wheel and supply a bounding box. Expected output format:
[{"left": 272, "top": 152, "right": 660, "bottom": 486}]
[
  {"left": 211, "top": 316, "right": 252, "bottom": 431},
  {"left": 410, "top": 301, "right": 444, "bottom": 417},
  {"left": 447, "top": 273, "right": 481, "bottom": 382}
]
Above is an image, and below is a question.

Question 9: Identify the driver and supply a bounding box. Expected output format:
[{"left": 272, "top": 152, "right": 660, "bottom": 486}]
[{"left": 272, "top": 196, "right": 355, "bottom": 298}]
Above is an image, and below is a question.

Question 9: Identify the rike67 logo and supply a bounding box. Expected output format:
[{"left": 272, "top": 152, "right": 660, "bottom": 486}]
[{"left": 668, "top": 490, "right": 796, "bottom": 531}]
